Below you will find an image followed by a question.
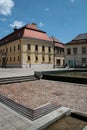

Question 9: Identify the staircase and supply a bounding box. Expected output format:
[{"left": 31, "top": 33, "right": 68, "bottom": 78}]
[
  {"left": 0, "top": 94, "right": 61, "bottom": 121},
  {"left": 0, "top": 75, "right": 38, "bottom": 85}
]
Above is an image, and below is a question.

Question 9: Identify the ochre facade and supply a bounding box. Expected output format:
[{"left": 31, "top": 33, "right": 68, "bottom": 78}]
[
  {"left": 0, "top": 23, "right": 65, "bottom": 69},
  {"left": 0, "top": 24, "right": 54, "bottom": 69}
]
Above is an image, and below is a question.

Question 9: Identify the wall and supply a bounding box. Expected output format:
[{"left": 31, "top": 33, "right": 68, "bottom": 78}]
[
  {"left": 65, "top": 43, "right": 87, "bottom": 67},
  {"left": 0, "top": 37, "right": 54, "bottom": 69}
]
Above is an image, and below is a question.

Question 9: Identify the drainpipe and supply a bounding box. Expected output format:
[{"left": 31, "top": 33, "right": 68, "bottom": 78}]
[
  {"left": 53, "top": 37, "right": 55, "bottom": 69},
  {"left": 19, "top": 39, "right": 22, "bottom": 67}
]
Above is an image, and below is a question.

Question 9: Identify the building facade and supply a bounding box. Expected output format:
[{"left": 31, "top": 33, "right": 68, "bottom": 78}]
[
  {"left": 0, "top": 23, "right": 54, "bottom": 69},
  {"left": 51, "top": 37, "right": 64, "bottom": 68},
  {"left": 65, "top": 33, "right": 87, "bottom": 67}
]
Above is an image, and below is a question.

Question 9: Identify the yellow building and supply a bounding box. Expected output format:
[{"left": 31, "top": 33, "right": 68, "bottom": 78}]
[
  {"left": 51, "top": 37, "right": 64, "bottom": 68},
  {"left": 0, "top": 23, "right": 54, "bottom": 69}
]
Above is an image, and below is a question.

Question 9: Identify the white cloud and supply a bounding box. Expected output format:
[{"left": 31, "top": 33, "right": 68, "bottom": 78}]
[
  {"left": 9, "top": 20, "right": 25, "bottom": 28},
  {"left": 0, "top": 18, "right": 7, "bottom": 21},
  {"left": 39, "top": 22, "right": 45, "bottom": 27},
  {"left": 45, "top": 8, "right": 49, "bottom": 11},
  {"left": 0, "top": 0, "right": 14, "bottom": 16}
]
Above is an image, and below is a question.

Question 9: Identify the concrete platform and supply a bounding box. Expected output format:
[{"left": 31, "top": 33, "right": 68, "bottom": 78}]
[
  {"left": 0, "top": 103, "right": 70, "bottom": 130},
  {"left": 83, "top": 126, "right": 87, "bottom": 130},
  {"left": 0, "top": 68, "right": 68, "bottom": 78}
]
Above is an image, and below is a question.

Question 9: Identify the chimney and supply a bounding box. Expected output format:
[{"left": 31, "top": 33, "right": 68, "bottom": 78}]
[
  {"left": 31, "top": 23, "right": 37, "bottom": 29},
  {"left": 14, "top": 26, "right": 18, "bottom": 31}
]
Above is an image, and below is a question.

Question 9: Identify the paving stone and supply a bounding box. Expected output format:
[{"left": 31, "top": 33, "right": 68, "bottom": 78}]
[
  {"left": 11, "top": 119, "right": 30, "bottom": 130},
  {"left": 0, "top": 103, "right": 33, "bottom": 130},
  {"left": 0, "top": 120, "right": 13, "bottom": 130}
]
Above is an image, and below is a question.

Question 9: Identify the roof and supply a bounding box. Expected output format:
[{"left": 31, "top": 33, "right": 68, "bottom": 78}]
[
  {"left": 23, "top": 23, "right": 50, "bottom": 41},
  {"left": 50, "top": 37, "right": 64, "bottom": 48},
  {"left": 0, "top": 23, "right": 51, "bottom": 46},
  {"left": 65, "top": 33, "right": 87, "bottom": 45},
  {"left": 73, "top": 33, "right": 87, "bottom": 40}
]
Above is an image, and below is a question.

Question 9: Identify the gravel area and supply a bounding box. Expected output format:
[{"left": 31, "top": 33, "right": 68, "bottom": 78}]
[{"left": 0, "top": 79, "right": 87, "bottom": 114}]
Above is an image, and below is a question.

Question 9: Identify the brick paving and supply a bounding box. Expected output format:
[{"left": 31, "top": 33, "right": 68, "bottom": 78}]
[
  {"left": 0, "top": 80, "right": 87, "bottom": 114},
  {"left": 0, "top": 68, "right": 87, "bottom": 130}
]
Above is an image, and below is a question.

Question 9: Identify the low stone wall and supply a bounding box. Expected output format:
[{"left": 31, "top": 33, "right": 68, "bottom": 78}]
[{"left": 22, "top": 63, "right": 53, "bottom": 69}]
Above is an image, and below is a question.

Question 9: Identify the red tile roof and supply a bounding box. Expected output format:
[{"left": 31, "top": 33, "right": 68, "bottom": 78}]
[
  {"left": 0, "top": 23, "right": 51, "bottom": 46},
  {"left": 23, "top": 23, "right": 51, "bottom": 41},
  {"left": 50, "top": 37, "right": 64, "bottom": 48}
]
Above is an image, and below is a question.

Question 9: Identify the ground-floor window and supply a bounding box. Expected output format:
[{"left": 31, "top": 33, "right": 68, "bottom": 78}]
[
  {"left": 18, "top": 56, "right": 20, "bottom": 61},
  {"left": 56, "top": 59, "right": 60, "bottom": 66},
  {"left": 42, "top": 56, "right": 45, "bottom": 62},
  {"left": 28, "top": 56, "right": 30, "bottom": 61},
  {"left": 82, "top": 58, "right": 86, "bottom": 66},
  {"left": 49, "top": 57, "right": 51, "bottom": 62},
  {"left": 36, "top": 56, "right": 38, "bottom": 61}
]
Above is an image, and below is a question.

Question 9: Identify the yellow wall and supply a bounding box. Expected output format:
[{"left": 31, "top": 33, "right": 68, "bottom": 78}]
[
  {"left": 21, "top": 38, "right": 53, "bottom": 65},
  {"left": 0, "top": 38, "right": 53, "bottom": 67},
  {"left": 0, "top": 39, "right": 21, "bottom": 65}
]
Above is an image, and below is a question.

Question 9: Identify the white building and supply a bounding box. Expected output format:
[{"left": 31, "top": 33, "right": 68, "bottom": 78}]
[{"left": 65, "top": 33, "right": 87, "bottom": 68}]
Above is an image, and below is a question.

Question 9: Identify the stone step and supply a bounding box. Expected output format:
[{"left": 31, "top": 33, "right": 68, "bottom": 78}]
[
  {"left": 0, "top": 95, "right": 61, "bottom": 121},
  {"left": 0, "top": 75, "right": 38, "bottom": 85}
]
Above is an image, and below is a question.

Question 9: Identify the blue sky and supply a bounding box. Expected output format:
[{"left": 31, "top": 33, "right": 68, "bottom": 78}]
[{"left": 0, "top": 0, "right": 87, "bottom": 43}]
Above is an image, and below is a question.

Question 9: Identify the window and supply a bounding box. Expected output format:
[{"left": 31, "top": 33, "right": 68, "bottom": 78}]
[
  {"left": 14, "top": 57, "right": 15, "bottom": 61},
  {"left": 36, "top": 56, "right": 38, "bottom": 61},
  {"left": 73, "top": 48, "right": 78, "bottom": 55},
  {"left": 18, "top": 56, "right": 20, "bottom": 61},
  {"left": 35, "top": 45, "right": 38, "bottom": 51},
  {"left": 10, "top": 47, "right": 12, "bottom": 52},
  {"left": 14, "top": 46, "right": 15, "bottom": 51},
  {"left": 0, "top": 50, "right": 1, "bottom": 54},
  {"left": 18, "top": 44, "right": 20, "bottom": 50},
  {"left": 49, "top": 57, "right": 51, "bottom": 62},
  {"left": 49, "top": 47, "right": 51, "bottom": 52},
  {"left": 42, "top": 56, "right": 45, "bottom": 61},
  {"left": 3, "top": 49, "right": 5, "bottom": 53},
  {"left": 42, "top": 46, "right": 45, "bottom": 51},
  {"left": 67, "top": 48, "right": 71, "bottom": 55},
  {"left": 28, "top": 56, "right": 30, "bottom": 61},
  {"left": 28, "top": 44, "right": 30, "bottom": 50},
  {"left": 82, "top": 58, "right": 86, "bottom": 64},
  {"left": 10, "top": 57, "right": 12, "bottom": 61},
  {"left": 6, "top": 48, "right": 8, "bottom": 53},
  {"left": 82, "top": 47, "right": 86, "bottom": 54}
]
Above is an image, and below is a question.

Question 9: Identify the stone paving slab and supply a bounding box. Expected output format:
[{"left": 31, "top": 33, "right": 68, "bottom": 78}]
[
  {"left": 0, "top": 68, "right": 68, "bottom": 78},
  {"left": 0, "top": 68, "right": 34, "bottom": 78},
  {"left": 83, "top": 126, "right": 87, "bottom": 130},
  {"left": 0, "top": 102, "right": 71, "bottom": 130},
  {"left": 0, "top": 103, "right": 32, "bottom": 130}
]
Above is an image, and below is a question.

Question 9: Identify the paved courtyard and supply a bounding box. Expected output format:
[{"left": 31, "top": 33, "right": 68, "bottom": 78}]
[
  {"left": 0, "top": 68, "right": 87, "bottom": 130},
  {"left": 0, "top": 79, "right": 87, "bottom": 114},
  {"left": 0, "top": 67, "right": 68, "bottom": 78},
  {"left": 0, "top": 103, "right": 32, "bottom": 130}
]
